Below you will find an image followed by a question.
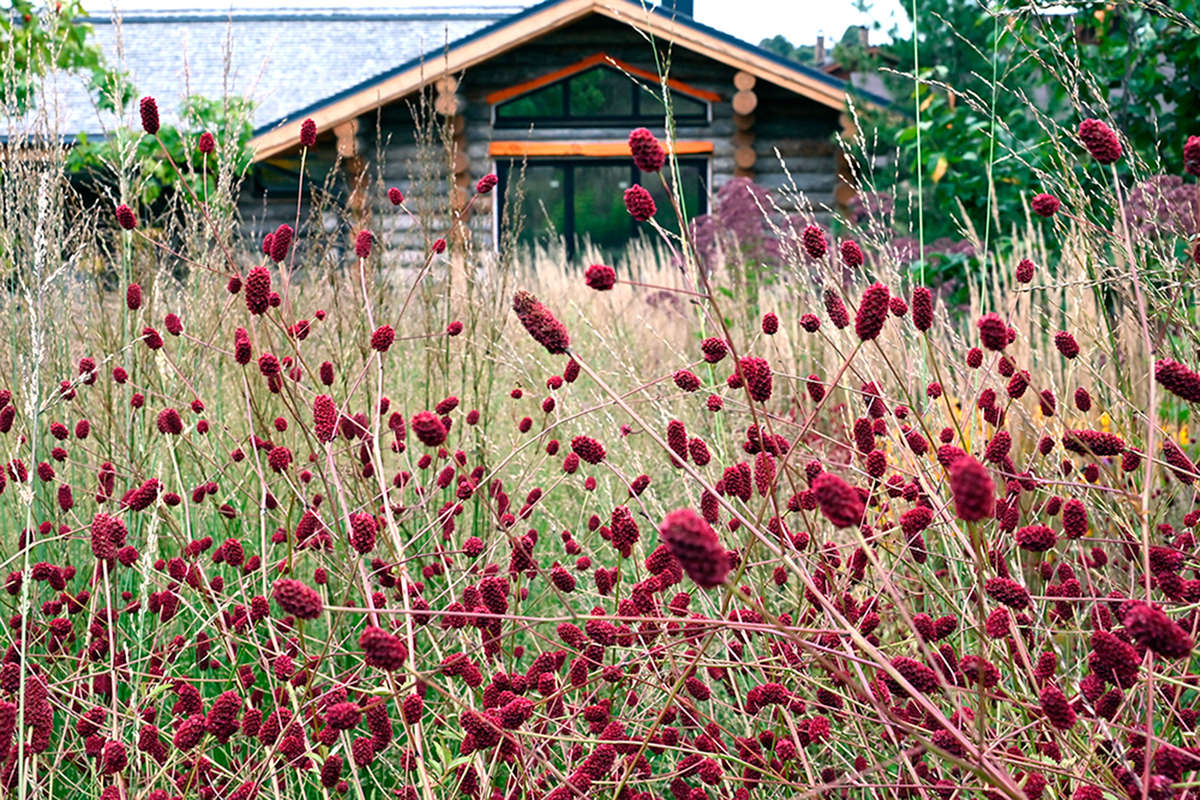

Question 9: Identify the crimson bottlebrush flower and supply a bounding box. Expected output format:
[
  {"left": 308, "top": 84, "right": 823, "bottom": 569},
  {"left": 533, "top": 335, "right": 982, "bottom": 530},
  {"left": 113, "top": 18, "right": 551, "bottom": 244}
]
[
  {"left": 1016, "top": 524, "right": 1057, "bottom": 552},
  {"left": 761, "top": 311, "right": 778, "bottom": 334},
  {"left": 156, "top": 407, "right": 183, "bottom": 435},
  {"left": 355, "top": 230, "right": 374, "bottom": 258},
  {"left": 513, "top": 290, "right": 570, "bottom": 354},
  {"left": 839, "top": 239, "right": 863, "bottom": 267},
  {"left": 967, "top": 347, "right": 983, "bottom": 368},
  {"left": 811, "top": 472, "right": 864, "bottom": 528},
  {"left": 446, "top": 320, "right": 463, "bottom": 336},
  {"left": 165, "top": 313, "right": 183, "bottom": 335},
  {"left": 1054, "top": 330, "right": 1080, "bottom": 359},
  {"left": 360, "top": 625, "right": 408, "bottom": 670},
  {"left": 142, "top": 326, "right": 163, "bottom": 350},
  {"left": 387, "top": 187, "right": 404, "bottom": 205},
  {"left": 739, "top": 357, "right": 772, "bottom": 402},
  {"left": 370, "top": 325, "right": 395, "bottom": 352},
  {"left": 348, "top": 513, "right": 377, "bottom": 554},
  {"left": 432, "top": 237, "right": 447, "bottom": 254},
  {"left": 585, "top": 264, "right": 616, "bottom": 290},
  {"left": 123, "top": 478, "right": 161, "bottom": 511},
  {"left": 887, "top": 656, "right": 940, "bottom": 696},
  {"left": 657, "top": 508, "right": 728, "bottom": 588},
  {"left": 1183, "top": 134, "right": 1200, "bottom": 176},
  {"left": 1163, "top": 439, "right": 1198, "bottom": 485},
  {"left": 90, "top": 513, "right": 126, "bottom": 559},
  {"left": 823, "top": 288, "right": 849, "bottom": 329},
  {"left": 889, "top": 296, "right": 907, "bottom": 316},
  {"left": 700, "top": 337, "right": 727, "bottom": 363},
  {"left": 571, "top": 435, "right": 605, "bottom": 464},
  {"left": 799, "top": 313, "right": 820, "bottom": 332},
  {"left": 854, "top": 282, "right": 890, "bottom": 340},
  {"left": 269, "top": 223, "right": 293, "bottom": 263},
  {"left": 115, "top": 204, "right": 137, "bottom": 230},
  {"left": 1039, "top": 684, "right": 1076, "bottom": 730},
  {"left": 1031, "top": 193, "right": 1060, "bottom": 217},
  {"left": 126, "top": 283, "right": 143, "bottom": 310},
  {"left": 411, "top": 411, "right": 447, "bottom": 448},
  {"left": 299, "top": 118, "right": 317, "bottom": 147},
  {"left": 139, "top": 96, "right": 159, "bottom": 134},
  {"left": 272, "top": 578, "right": 323, "bottom": 619},
  {"left": 910, "top": 286, "right": 933, "bottom": 332},
  {"left": 673, "top": 370, "right": 700, "bottom": 392},
  {"left": 985, "top": 576, "right": 1030, "bottom": 609},
  {"left": 1062, "top": 429, "right": 1125, "bottom": 456},
  {"left": 1062, "top": 498, "right": 1088, "bottom": 538},
  {"left": 267, "top": 445, "right": 291, "bottom": 472},
  {"left": 1078, "top": 118, "right": 1122, "bottom": 164},
  {"left": 977, "top": 313, "right": 1008, "bottom": 351},
  {"left": 949, "top": 456, "right": 994, "bottom": 522},
  {"left": 313, "top": 395, "right": 337, "bottom": 443},
  {"left": 802, "top": 224, "right": 827, "bottom": 259},
  {"left": 244, "top": 266, "right": 271, "bottom": 315},
  {"left": 623, "top": 184, "right": 656, "bottom": 221},
  {"left": 198, "top": 131, "right": 215, "bottom": 154},
  {"left": 1155, "top": 358, "right": 1200, "bottom": 403},
  {"left": 1123, "top": 601, "right": 1193, "bottom": 659},
  {"left": 475, "top": 173, "right": 498, "bottom": 194},
  {"left": 628, "top": 127, "right": 666, "bottom": 172},
  {"left": 1015, "top": 258, "right": 1035, "bottom": 283},
  {"left": 1039, "top": 388, "right": 1056, "bottom": 416}
]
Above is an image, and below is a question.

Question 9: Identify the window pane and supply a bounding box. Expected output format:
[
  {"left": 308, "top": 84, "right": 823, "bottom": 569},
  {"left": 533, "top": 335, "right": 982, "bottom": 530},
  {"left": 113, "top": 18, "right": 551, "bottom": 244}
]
[
  {"left": 640, "top": 88, "right": 708, "bottom": 120},
  {"left": 496, "top": 84, "right": 563, "bottom": 119},
  {"left": 507, "top": 164, "right": 567, "bottom": 246},
  {"left": 643, "top": 162, "right": 706, "bottom": 237},
  {"left": 568, "top": 68, "right": 634, "bottom": 117},
  {"left": 572, "top": 163, "right": 633, "bottom": 253}
]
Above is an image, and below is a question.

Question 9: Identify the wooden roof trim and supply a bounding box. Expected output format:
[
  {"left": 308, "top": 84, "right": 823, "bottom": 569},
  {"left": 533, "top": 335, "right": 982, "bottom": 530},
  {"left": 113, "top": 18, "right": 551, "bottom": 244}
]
[
  {"left": 484, "top": 51, "right": 722, "bottom": 105},
  {"left": 247, "top": 0, "right": 859, "bottom": 161},
  {"left": 591, "top": 1, "right": 847, "bottom": 111},
  {"left": 489, "top": 139, "right": 713, "bottom": 157}
]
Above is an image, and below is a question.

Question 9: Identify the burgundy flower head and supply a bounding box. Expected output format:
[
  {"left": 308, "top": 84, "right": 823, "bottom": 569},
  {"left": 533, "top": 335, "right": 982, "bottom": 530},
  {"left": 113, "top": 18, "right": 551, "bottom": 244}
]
[
  {"left": 198, "top": 131, "right": 215, "bottom": 154},
  {"left": 1155, "top": 359, "right": 1200, "bottom": 404},
  {"left": 272, "top": 578, "right": 322, "bottom": 619},
  {"left": 911, "top": 286, "right": 933, "bottom": 331},
  {"left": 811, "top": 472, "right": 864, "bottom": 529},
  {"left": 139, "top": 96, "right": 159, "bottom": 134},
  {"left": 839, "top": 239, "right": 863, "bottom": 267},
  {"left": 1122, "top": 600, "right": 1193, "bottom": 659},
  {"left": 355, "top": 230, "right": 374, "bottom": 258},
  {"left": 360, "top": 625, "right": 408, "bottom": 670},
  {"left": 949, "top": 456, "right": 994, "bottom": 522},
  {"left": 1078, "top": 118, "right": 1122, "bottom": 164},
  {"left": 1031, "top": 193, "right": 1060, "bottom": 217},
  {"left": 628, "top": 127, "right": 667, "bottom": 173},
  {"left": 115, "top": 204, "right": 137, "bottom": 231},
  {"left": 300, "top": 118, "right": 317, "bottom": 148},
  {"left": 387, "top": 187, "right": 404, "bottom": 205},
  {"left": 269, "top": 224, "right": 293, "bottom": 263},
  {"left": 823, "top": 288, "right": 849, "bottom": 329},
  {"left": 977, "top": 313, "right": 1008, "bottom": 351},
  {"left": 513, "top": 291, "right": 570, "bottom": 354},
  {"left": 585, "top": 264, "right": 616, "bottom": 291},
  {"left": 475, "top": 173, "right": 498, "bottom": 194},
  {"left": 624, "top": 185, "right": 656, "bottom": 221},
  {"left": 802, "top": 225, "right": 827, "bottom": 259},
  {"left": 854, "top": 282, "right": 890, "bottom": 341},
  {"left": 244, "top": 266, "right": 271, "bottom": 316},
  {"left": 1186, "top": 135, "right": 1200, "bottom": 176},
  {"left": 657, "top": 508, "right": 728, "bottom": 588}
]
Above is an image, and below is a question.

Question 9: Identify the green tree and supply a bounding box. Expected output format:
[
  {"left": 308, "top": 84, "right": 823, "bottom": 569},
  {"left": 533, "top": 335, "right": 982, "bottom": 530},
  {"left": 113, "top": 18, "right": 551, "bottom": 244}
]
[
  {"left": 0, "top": 0, "right": 131, "bottom": 112},
  {"left": 758, "top": 34, "right": 815, "bottom": 65}
]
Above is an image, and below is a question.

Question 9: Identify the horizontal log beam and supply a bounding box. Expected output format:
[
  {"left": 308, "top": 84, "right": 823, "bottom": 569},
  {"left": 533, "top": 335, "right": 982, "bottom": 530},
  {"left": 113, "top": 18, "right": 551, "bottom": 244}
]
[{"left": 488, "top": 139, "right": 714, "bottom": 157}]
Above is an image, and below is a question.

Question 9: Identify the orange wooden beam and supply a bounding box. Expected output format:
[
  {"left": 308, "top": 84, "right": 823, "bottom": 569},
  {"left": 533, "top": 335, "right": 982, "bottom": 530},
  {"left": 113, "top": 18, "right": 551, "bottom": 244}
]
[
  {"left": 485, "top": 51, "right": 722, "bottom": 105},
  {"left": 488, "top": 139, "right": 713, "bottom": 157}
]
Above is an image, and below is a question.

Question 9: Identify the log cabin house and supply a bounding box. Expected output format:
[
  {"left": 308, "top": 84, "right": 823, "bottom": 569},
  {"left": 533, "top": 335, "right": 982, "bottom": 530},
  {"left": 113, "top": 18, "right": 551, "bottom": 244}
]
[{"left": 37, "top": 0, "right": 888, "bottom": 261}]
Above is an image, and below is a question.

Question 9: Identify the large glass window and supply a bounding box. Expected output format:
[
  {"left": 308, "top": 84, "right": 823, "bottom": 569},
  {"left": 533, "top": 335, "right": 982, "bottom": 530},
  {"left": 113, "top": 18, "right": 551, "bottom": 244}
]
[
  {"left": 497, "top": 158, "right": 707, "bottom": 258},
  {"left": 495, "top": 65, "right": 708, "bottom": 126}
]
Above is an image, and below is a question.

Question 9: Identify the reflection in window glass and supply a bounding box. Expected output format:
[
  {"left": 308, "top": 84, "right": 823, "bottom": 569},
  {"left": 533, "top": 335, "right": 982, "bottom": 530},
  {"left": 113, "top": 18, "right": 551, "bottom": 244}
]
[
  {"left": 568, "top": 68, "right": 634, "bottom": 117},
  {"left": 496, "top": 84, "right": 563, "bottom": 119},
  {"left": 511, "top": 164, "right": 567, "bottom": 247},
  {"left": 495, "top": 66, "right": 708, "bottom": 125},
  {"left": 573, "top": 164, "right": 632, "bottom": 250}
]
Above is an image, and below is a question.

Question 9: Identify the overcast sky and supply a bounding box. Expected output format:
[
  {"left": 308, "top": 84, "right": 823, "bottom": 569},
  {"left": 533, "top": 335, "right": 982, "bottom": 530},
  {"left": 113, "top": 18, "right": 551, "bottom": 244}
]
[{"left": 79, "top": 0, "right": 912, "bottom": 46}]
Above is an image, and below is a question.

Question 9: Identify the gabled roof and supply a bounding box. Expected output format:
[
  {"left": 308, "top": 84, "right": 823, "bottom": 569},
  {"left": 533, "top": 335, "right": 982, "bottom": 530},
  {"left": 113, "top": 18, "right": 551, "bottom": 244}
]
[
  {"left": 6, "top": 5, "right": 520, "bottom": 141},
  {"left": 247, "top": 0, "right": 890, "bottom": 160}
]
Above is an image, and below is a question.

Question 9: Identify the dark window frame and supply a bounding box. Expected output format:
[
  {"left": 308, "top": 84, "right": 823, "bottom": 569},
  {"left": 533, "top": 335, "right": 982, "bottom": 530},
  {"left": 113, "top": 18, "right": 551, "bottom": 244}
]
[
  {"left": 493, "top": 64, "right": 710, "bottom": 128},
  {"left": 495, "top": 156, "right": 709, "bottom": 258}
]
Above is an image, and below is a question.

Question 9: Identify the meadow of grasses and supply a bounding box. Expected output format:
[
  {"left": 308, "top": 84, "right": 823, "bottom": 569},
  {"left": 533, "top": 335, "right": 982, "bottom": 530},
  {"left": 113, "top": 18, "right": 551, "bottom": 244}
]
[{"left": 1, "top": 13, "right": 1200, "bottom": 800}]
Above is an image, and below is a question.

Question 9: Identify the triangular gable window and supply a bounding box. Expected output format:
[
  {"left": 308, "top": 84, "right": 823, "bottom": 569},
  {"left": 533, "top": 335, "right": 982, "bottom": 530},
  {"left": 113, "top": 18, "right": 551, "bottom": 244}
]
[{"left": 494, "top": 64, "right": 709, "bottom": 126}]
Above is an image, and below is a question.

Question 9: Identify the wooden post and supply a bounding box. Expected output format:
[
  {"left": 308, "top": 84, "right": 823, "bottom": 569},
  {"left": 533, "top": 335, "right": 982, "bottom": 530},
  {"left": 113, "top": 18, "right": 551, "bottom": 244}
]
[
  {"left": 732, "top": 72, "right": 756, "bottom": 180},
  {"left": 437, "top": 75, "right": 470, "bottom": 306},
  {"left": 834, "top": 112, "right": 858, "bottom": 210},
  {"left": 335, "top": 119, "right": 373, "bottom": 290}
]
